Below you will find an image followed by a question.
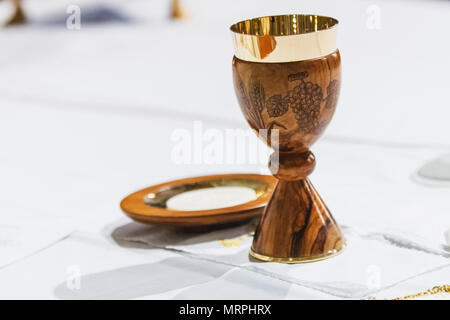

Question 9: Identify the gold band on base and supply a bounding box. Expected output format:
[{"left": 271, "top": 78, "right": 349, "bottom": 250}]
[{"left": 249, "top": 242, "right": 346, "bottom": 264}]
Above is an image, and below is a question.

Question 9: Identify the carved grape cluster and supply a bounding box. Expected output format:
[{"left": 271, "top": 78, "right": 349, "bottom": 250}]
[
  {"left": 241, "top": 72, "right": 335, "bottom": 134},
  {"left": 285, "top": 72, "right": 323, "bottom": 133},
  {"left": 266, "top": 94, "right": 288, "bottom": 117}
]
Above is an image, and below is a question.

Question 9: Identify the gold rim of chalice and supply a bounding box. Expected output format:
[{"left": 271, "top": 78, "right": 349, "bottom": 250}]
[{"left": 230, "top": 14, "right": 338, "bottom": 63}]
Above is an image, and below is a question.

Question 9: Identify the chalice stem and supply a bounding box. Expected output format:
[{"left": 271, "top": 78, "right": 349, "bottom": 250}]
[{"left": 251, "top": 177, "right": 345, "bottom": 262}]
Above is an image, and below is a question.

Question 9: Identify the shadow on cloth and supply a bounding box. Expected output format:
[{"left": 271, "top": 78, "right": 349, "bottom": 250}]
[
  {"left": 109, "top": 218, "right": 259, "bottom": 249},
  {"left": 53, "top": 248, "right": 291, "bottom": 299},
  {"left": 53, "top": 218, "right": 294, "bottom": 299},
  {"left": 54, "top": 256, "right": 230, "bottom": 300}
]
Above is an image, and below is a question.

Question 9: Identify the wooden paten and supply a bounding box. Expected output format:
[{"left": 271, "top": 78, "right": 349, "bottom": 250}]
[{"left": 120, "top": 174, "right": 276, "bottom": 229}]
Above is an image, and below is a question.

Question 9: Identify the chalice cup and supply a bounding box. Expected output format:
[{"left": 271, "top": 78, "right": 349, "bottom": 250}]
[{"left": 231, "top": 14, "right": 345, "bottom": 263}]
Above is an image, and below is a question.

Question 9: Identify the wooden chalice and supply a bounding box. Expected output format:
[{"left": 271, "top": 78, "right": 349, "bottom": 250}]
[{"left": 231, "top": 14, "right": 345, "bottom": 263}]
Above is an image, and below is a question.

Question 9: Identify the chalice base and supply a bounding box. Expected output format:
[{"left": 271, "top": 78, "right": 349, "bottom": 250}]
[{"left": 250, "top": 178, "right": 345, "bottom": 263}]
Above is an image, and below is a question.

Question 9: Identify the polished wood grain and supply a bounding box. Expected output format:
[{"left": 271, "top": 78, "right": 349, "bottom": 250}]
[
  {"left": 252, "top": 179, "right": 344, "bottom": 260},
  {"left": 120, "top": 174, "right": 276, "bottom": 229},
  {"left": 232, "top": 51, "right": 341, "bottom": 153},
  {"left": 232, "top": 50, "right": 345, "bottom": 262}
]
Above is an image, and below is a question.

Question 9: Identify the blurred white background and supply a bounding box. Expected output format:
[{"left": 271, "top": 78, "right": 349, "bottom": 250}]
[{"left": 1, "top": 0, "right": 449, "bottom": 144}]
